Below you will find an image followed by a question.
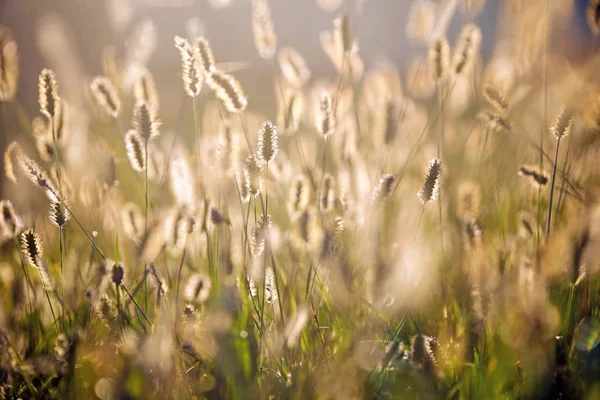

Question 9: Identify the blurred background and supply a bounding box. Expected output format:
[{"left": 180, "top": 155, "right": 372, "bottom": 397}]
[{"left": 0, "top": 0, "right": 594, "bottom": 195}]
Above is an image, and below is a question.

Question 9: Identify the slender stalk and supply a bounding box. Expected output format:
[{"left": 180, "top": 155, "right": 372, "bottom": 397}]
[
  {"left": 121, "top": 284, "right": 151, "bottom": 324},
  {"left": 175, "top": 239, "right": 188, "bottom": 326},
  {"left": 412, "top": 203, "right": 426, "bottom": 250},
  {"left": 437, "top": 82, "right": 445, "bottom": 255},
  {"left": 13, "top": 237, "right": 44, "bottom": 335},
  {"left": 239, "top": 112, "right": 254, "bottom": 153},
  {"left": 59, "top": 226, "right": 65, "bottom": 330},
  {"left": 546, "top": 137, "right": 561, "bottom": 238},
  {"left": 144, "top": 137, "right": 149, "bottom": 313}
]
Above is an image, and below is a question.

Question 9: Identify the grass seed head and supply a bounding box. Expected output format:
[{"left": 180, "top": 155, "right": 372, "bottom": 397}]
[
  {"left": 125, "top": 130, "right": 146, "bottom": 172},
  {"left": 372, "top": 173, "right": 396, "bottom": 203},
  {"left": 208, "top": 69, "right": 248, "bottom": 113},
  {"left": 38, "top": 68, "right": 59, "bottom": 119},
  {"left": 257, "top": 120, "right": 279, "bottom": 164},
  {"left": 133, "top": 101, "right": 160, "bottom": 141},
  {"left": 429, "top": 38, "right": 450, "bottom": 82},
  {"left": 418, "top": 158, "right": 442, "bottom": 204},
  {"left": 0, "top": 26, "right": 19, "bottom": 102},
  {"left": 0, "top": 200, "right": 22, "bottom": 236},
  {"left": 252, "top": 0, "right": 277, "bottom": 59},
  {"left": 91, "top": 76, "right": 121, "bottom": 118}
]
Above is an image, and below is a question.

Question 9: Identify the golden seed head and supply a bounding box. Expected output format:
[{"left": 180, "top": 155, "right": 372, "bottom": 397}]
[
  {"left": 4, "top": 141, "right": 23, "bottom": 184},
  {"left": 320, "top": 173, "right": 335, "bottom": 213},
  {"left": 452, "top": 24, "right": 482, "bottom": 75},
  {"left": 0, "top": 200, "right": 22, "bottom": 236},
  {"left": 289, "top": 174, "right": 312, "bottom": 216},
  {"left": 133, "top": 101, "right": 160, "bottom": 141},
  {"left": 125, "top": 130, "right": 146, "bottom": 172},
  {"left": 16, "top": 152, "right": 61, "bottom": 201},
  {"left": 518, "top": 165, "right": 549, "bottom": 188},
  {"left": 429, "top": 37, "right": 450, "bottom": 82},
  {"left": 244, "top": 154, "right": 264, "bottom": 196},
  {"left": 252, "top": 0, "right": 277, "bottom": 59},
  {"left": 195, "top": 37, "right": 216, "bottom": 74},
  {"left": 418, "top": 158, "right": 442, "bottom": 204},
  {"left": 372, "top": 173, "right": 396, "bottom": 202},
  {"left": 49, "top": 199, "right": 70, "bottom": 228},
  {"left": 20, "top": 229, "right": 43, "bottom": 268},
  {"left": 278, "top": 47, "right": 311, "bottom": 87},
  {"left": 38, "top": 68, "right": 59, "bottom": 119},
  {"left": 316, "top": 93, "right": 336, "bottom": 137},
  {"left": 257, "top": 120, "right": 279, "bottom": 164},
  {"left": 207, "top": 69, "right": 248, "bottom": 113},
  {"left": 483, "top": 85, "right": 509, "bottom": 112},
  {"left": 0, "top": 26, "right": 19, "bottom": 102},
  {"left": 133, "top": 69, "right": 159, "bottom": 111},
  {"left": 587, "top": 0, "right": 600, "bottom": 36},
  {"left": 477, "top": 111, "right": 512, "bottom": 132},
  {"left": 551, "top": 108, "right": 574, "bottom": 140},
  {"left": 184, "top": 273, "right": 212, "bottom": 305},
  {"left": 91, "top": 76, "right": 121, "bottom": 118},
  {"left": 175, "top": 36, "right": 203, "bottom": 97}
]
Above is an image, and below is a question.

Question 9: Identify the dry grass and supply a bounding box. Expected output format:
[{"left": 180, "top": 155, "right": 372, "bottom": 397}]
[{"left": 1, "top": 0, "right": 600, "bottom": 398}]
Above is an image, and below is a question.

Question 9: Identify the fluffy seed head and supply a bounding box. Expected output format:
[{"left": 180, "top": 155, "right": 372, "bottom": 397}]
[
  {"left": 125, "top": 130, "right": 146, "bottom": 172},
  {"left": 208, "top": 69, "right": 248, "bottom": 113},
  {"left": 133, "top": 69, "right": 159, "bottom": 111},
  {"left": 244, "top": 154, "right": 264, "bottom": 196},
  {"left": 477, "top": 111, "right": 512, "bottom": 132},
  {"left": 483, "top": 85, "right": 509, "bottom": 112},
  {"left": 252, "top": 0, "right": 277, "bottom": 59},
  {"left": 0, "top": 26, "right": 19, "bottom": 102},
  {"left": 316, "top": 94, "right": 336, "bottom": 137},
  {"left": 257, "top": 120, "right": 279, "bottom": 164},
  {"left": 184, "top": 273, "right": 212, "bottom": 305},
  {"left": 587, "top": 0, "right": 600, "bottom": 36},
  {"left": 90, "top": 76, "right": 121, "bottom": 118},
  {"left": 175, "top": 36, "right": 203, "bottom": 97},
  {"left": 289, "top": 174, "right": 312, "bottom": 216},
  {"left": 452, "top": 24, "right": 481, "bottom": 75},
  {"left": 237, "top": 168, "right": 251, "bottom": 203},
  {"left": 4, "top": 141, "right": 22, "bottom": 183},
  {"left": 17, "top": 152, "right": 60, "bottom": 201},
  {"left": 195, "top": 37, "right": 216, "bottom": 74},
  {"left": 264, "top": 267, "right": 278, "bottom": 304},
  {"left": 418, "top": 158, "right": 442, "bottom": 204},
  {"left": 0, "top": 200, "right": 22, "bottom": 236},
  {"left": 133, "top": 101, "right": 160, "bottom": 141},
  {"left": 49, "top": 199, "right": 70, "bottom": 228},
  {"left": 21, "top": 229, "right": 43, "bottom": 268},
  {"left": 320, "top": 173, "right": 335, "bottom": 213},
  {"left": 372, "top": 173, "right": 396, "bottom": 202},
  {"left": 551, "top": 108, "right": 574, "bottom": 140},
  {"left": 519, "top": 165, "right": 549, "bottom": 188},
  {"left": 38, "top": 69, "right": 59, "bottom": 118},
  {"left": 429, "top": 37, "right": 450, "bottom": 82},
  {"left": 278, "top": 47, "right": 311, "bottom": 87}
]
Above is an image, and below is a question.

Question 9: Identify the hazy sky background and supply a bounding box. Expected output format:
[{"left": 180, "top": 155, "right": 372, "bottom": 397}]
[{"left": 0, "top": 0, "right": 593, "bottom": 118}]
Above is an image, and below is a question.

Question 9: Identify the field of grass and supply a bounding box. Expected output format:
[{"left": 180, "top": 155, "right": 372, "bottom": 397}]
[{"left": 1, "top": 0, "right": 600, "bottom": 398}]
